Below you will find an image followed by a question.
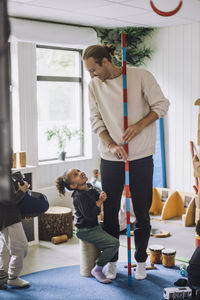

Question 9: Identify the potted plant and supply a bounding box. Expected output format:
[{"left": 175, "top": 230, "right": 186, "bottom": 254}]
[{"left": 45, "top": 125, "right": 82, "bottom": 160}]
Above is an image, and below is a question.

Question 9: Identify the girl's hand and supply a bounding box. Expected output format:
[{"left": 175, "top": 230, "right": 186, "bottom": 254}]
[
  {"left": 96, "top": 191, "right": 107, "bottom": 208},
  {"left": 99, "top": 191, "right": 107, "bottom": 202}
]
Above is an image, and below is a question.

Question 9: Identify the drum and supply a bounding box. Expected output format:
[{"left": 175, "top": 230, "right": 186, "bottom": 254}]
[
  {"left": 162, "top": 248, "right": 176, "bottom": 267},
  {"left": 149, "top": 244, "right": 164, "bottom": 264}
]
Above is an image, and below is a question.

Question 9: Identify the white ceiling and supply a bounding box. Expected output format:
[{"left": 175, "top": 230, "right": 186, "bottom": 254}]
[{"left": 8, "top": 0, "right": 200, "bottom": 28}]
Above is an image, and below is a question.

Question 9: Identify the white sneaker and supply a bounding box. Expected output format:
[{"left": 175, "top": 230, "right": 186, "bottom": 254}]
[
  {"left": 105, "top": 262, "right": 117, "bottom": 280},
  {"left": 135, "top": 262, "right": 147, "bottom": 280},
  {"left": 7, "top": 277, "right": 29, "bottom": 288}
]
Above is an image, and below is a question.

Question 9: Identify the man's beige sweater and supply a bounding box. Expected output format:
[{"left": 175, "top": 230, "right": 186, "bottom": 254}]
[{"left": 88, "top": 67, "right": 170, "bottom": 161}]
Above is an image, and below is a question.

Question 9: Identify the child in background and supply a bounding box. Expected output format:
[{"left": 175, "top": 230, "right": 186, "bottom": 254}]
[
  {"left": 119, "top": 186, "right": 135, "bottom": 234},
  {"left": 0, "top": 179, "right": 30, "bottom": 289},
  {"left": 56, "top": 168, "right": 120, "bottom": 284},
  {"left": 90, "top": 169, "right": 102, "bottom": 192}
]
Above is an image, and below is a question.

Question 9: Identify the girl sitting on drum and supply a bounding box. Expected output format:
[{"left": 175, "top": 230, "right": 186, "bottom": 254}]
[{"left": 56, "top": 168, "right": 120, "bottom": 284}]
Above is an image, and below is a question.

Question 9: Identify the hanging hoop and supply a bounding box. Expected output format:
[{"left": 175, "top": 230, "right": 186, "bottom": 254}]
[{"left": 150, "top": 0, "right": 183, "bottom": 17}]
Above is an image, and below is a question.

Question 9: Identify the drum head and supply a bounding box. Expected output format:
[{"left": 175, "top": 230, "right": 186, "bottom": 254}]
[
  {"left": 162, "top": 248, "right": 176, "bottom": 255},
  {"left": 149, "top": 244, "right": 164, "bottom": 251}
]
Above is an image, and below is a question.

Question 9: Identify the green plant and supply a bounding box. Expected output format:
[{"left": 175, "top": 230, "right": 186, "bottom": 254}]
[
  {"left": 45, "top": 125, "right": 83, "bottom": 154},
  {"left": 95, "top": 27, "right": 155, "bottom": 67}
]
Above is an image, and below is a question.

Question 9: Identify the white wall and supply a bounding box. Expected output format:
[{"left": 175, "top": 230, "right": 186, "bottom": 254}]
[{"left": 144, "top": 23, "right": 200, "bottom": 192}]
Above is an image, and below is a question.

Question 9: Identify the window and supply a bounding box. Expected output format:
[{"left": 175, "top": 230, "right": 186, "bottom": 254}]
[{"left": 36, "top": 45, "right": 83, "bottom": 161}]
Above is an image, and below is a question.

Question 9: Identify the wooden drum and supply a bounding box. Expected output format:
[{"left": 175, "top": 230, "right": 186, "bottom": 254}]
[
  {"left": 162, "top": 249, "right": 176, "bottom": 268},
  {"left": 39, "top": 206, "right": 73, "bottom": 241},
  {"left": 149, "top": 244, "right": 164, "bottom": 264}
]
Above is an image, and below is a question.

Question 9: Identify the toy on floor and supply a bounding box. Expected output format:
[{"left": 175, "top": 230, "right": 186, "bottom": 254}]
[
  {"left": 124, "top": 263, "right": 157, "bottom": 271},
  {"left": 51, "top": 234, "right": 68, "bottom": 244},
  {"left": 150, "top": 228, "right": 170, "bottom": 238},
  {"left": 180, "top": 264, "right": 187, "bottom": 277},
  {"left": 163, "top": 286, "right": 192, "bottom": 300}
]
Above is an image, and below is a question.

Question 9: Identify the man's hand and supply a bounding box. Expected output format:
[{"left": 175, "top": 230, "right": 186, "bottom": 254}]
[
  {"left": 109, "top": 143, "right": 128, "bottom": 161},
  {"left": 123, "top": 112, "right": 159, "bottom": 143},
  {"left": 18, "top": 181, "right": 30, "bottom": 193},
  {"left": 123, "top": 123, "right": 143, "bottom": 143}
]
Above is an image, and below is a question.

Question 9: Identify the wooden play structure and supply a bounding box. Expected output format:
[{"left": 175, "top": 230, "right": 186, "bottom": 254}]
[
  {"left": 193, "top": 98, "right": 200, "bottom": 223},
  {"left": 150, "top": 187, "right": 196, "bottom": 227},
  {"left": 150, "top": 98, "right": 200, "bottom": 227}
]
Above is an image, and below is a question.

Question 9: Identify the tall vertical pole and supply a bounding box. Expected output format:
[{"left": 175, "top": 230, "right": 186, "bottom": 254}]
[
  {"left": 122, "top": 32, "right": 132, "bottom": 287},
  {"left": 0, "top": 0, "right": 12, "bottom": 204}
]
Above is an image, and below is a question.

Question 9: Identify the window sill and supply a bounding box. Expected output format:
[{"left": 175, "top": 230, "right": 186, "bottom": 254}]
[{"left": 38, "top": 155, "right": 92, "bottom": 166}]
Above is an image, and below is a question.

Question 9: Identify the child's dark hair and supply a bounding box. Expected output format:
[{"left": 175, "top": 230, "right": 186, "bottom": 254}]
[
  {"left": 196, "top": 219, "right": 200, "bottom": 236},
  {"left": 56, "top": 171, "right": 73, "bottom": 195}
]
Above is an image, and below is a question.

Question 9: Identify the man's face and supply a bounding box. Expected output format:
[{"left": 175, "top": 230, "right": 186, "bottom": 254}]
[
  {"left": 84, "top": 57, "right": 110, "bottom": 82},
  {"left": 68, "top": 168, "right": 88, "bottom": 189}
]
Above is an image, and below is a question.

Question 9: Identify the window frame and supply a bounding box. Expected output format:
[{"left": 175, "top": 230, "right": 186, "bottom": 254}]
[{"left": 36, "top": 44, "right": 84, "bottom": 162}]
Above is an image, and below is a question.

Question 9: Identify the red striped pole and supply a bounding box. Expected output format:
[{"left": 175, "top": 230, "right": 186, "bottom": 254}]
[{"left": 122, "top": 32, "right": 132, "bottom": 287}]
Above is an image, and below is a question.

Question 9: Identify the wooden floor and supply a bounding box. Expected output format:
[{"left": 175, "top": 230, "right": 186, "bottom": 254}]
[{"left": 22, "top": 218, "right": 196, "bottom": 276}]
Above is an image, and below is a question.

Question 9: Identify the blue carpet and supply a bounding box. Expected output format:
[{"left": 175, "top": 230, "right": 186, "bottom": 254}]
[{"left": 0, "top": 263, "right": 187, "bottom": 300}]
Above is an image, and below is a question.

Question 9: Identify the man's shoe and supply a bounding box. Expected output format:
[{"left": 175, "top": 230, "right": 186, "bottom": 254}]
[
  {"left": 0, "top": 273, "right": 8, "bottom": 289},
  {"left": 7, "top": 277, "right": 29, "bottom": 288},
  {"left": 135, "top": 262, "right": 147, "bottom": 280},
  {"left": 105, "top": 262, "right": 117, "bottom": 280},
  {"left": 174, "top": 278, "right": 188, "bottom": 287},
  {"left": 0, "top": 281, "right": 7, "bottom": 290}
]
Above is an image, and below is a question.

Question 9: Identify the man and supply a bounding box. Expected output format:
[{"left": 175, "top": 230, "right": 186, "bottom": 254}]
[{"left": 83, "top": 44, "right": 169, "bottom": 280}]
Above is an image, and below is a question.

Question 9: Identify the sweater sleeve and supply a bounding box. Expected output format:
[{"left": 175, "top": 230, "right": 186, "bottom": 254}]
[
  {"left": 142, "top": 70, "right": 170, "bottom": 118},
  {"left": 75, "top": 193, "right": 101, "bottom": 221},
  {"left": 88, "top": 82, "right": 107, "bottom": 136}
]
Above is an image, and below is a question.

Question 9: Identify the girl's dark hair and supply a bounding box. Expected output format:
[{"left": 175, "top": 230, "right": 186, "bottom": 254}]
[
  {"left": 82, "top": 44, "right": 116, "bottom": 65},
  {"left": 56, "top": 171, "right": 73, "bottom": 195}
]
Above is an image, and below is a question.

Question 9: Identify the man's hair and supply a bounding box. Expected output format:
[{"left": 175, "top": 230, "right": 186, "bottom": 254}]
[{"left": 82, "top": 44, "right": 116, "bottom": 66}]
